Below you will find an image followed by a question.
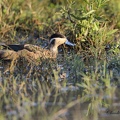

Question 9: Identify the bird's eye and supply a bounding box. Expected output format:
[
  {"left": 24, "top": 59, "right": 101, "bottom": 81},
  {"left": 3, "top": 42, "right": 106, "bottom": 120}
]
[{"left": 50, "top": 39, "right": 55, "bottom": 45}]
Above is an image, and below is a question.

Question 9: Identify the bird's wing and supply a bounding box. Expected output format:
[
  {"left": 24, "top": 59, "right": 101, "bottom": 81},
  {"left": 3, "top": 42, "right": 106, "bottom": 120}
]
[{"left": 24, "top": 44, "right": 43, "bottom": 53}]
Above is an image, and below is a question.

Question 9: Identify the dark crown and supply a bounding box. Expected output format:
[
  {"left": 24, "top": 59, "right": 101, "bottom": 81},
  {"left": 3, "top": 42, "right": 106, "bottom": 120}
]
[{"left": 50, "top": 33, "right": 65, "bottom": 40}]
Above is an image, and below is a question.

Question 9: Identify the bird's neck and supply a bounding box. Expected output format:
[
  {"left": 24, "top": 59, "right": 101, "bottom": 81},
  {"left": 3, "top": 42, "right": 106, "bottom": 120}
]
[{"left": 50, "top": 46, "right": 58, "bottom": 58}]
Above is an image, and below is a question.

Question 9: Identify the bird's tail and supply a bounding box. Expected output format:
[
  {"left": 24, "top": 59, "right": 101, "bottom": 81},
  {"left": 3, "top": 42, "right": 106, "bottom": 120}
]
[
  {"left": 0, "top": 43, "right": 6, "bottom": 46},
  {"left": 0, "top": 50, "right": 4, "bottom": 59},
  {"left": 0, "top": 50, "right": 19, "bottom": 60}
]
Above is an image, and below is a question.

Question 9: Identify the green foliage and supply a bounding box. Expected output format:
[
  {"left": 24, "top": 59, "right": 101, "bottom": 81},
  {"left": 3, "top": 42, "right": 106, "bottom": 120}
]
[
  {"left": 0, "top": 0, "right": 120, "bottom": 120},
  {"left": 60, "top": 0, "right": 119, "bottom": 60},
  {"left": 0, "top": 0, "right": 64, "bottom": 39}
]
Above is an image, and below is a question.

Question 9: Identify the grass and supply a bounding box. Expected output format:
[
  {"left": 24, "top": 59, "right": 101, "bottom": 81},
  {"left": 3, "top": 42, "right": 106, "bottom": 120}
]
[{"left": 0, "top": 0, "right": 120, "bottom": 120}]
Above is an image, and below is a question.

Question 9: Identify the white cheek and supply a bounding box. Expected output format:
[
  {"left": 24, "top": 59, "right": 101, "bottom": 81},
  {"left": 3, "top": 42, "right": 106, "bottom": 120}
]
[{"left": 52, "top": 47, "right": 58, "bottom": 52}]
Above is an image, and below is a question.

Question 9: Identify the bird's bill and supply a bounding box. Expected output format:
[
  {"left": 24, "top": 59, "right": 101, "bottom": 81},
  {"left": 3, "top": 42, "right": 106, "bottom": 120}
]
[{"left": 65, "top": 39, "right": 76, "bottom": 46}]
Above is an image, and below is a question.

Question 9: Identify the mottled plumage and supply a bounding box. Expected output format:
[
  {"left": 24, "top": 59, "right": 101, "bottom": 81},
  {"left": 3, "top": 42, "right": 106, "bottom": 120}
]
[{"left": 0, "top": 33, "right": 75, "bottom": 61}]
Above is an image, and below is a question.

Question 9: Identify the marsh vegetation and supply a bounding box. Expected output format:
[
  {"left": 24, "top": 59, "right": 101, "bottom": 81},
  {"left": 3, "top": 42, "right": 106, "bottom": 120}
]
[{"left": 0, "top": 0, "right": 120, "bottom": 120}]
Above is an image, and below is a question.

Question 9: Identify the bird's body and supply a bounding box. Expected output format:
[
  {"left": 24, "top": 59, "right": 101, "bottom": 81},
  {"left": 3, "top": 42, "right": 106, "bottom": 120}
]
[{"left": 0, "top": 33, "right": 75, "bottom": 61}]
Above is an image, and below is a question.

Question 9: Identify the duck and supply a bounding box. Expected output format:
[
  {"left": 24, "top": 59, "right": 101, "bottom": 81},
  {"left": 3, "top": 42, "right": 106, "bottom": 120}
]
[{"left": 0, "top": 33, "right": 75, "bottom": 61}]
